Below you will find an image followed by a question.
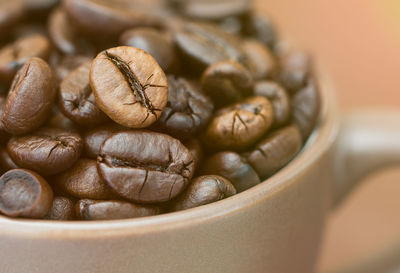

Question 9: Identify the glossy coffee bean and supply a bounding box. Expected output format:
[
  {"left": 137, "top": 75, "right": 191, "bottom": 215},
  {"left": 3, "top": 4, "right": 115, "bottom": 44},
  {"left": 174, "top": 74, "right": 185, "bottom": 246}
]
[
  {"left": 7, "top": 128, "right": 83, "bottom": 176},
  {"left": 0, "top": 147, "right": 19, "bottom": 173},
  {"left": 83, "top": 124, "right": 122, "bottom": 159},
  {"left": 245, "top": 125, "right": 302, "bottom": 179},
  {"left": 120, "top": 28, "right": 176, "bottom": 73},
  {"left": 56, "top": 159, "right": 116, "bottom": 200},
  {"left": 291, "top": 78, "right": 321, "bottom": 140},
  {"left": 76, "top": 199, "right": 162, "bottom": 220},
  {"left": 200, "top": 152, "right": 260, "bottom": 193},
  {"left": 177, "top": 0, "right": 250, "bottom": 20},
  {"left": 184, "top": 138, "right": 203, "bottom": 172},
  {"left": 174, "top": 22, "right": 246, "bottom": 72},
  {"left": 242, "top": 39, "right": 277, "bottom": 81},
  {"left": 44, "top": 196, "right": 75, "bottom": 220},
  {"left": 90, "top": 46, "right": 168, "bottom": 128},
  {"left": 169, "top": 175, "right": 236, "bottom": 212},
  {"left": 243, "top": 13, "right": 277, "bottom": 49},
  {"left": 54, "top": 55, "right": 92, "bottom": 83},
  {"left": 0, "top": 35, "right": 52, "bottom": 83},
  {"left": 2, "top": 58, "right": 56, "bottom": 135},
  {"left": 204, "top": 96, "right": 274, "bottom": 151},
  {"left": 59, "top": 61, "right": 108, "bottom": 126},
  {"left": 0, "top": 169, "right": 53, "bottom": 218},
  {"left": 201, "top": 60, "right": 253, "bottom": 107},
  {"left": 98, "top": 131, "right": 195, "bottom": 203},
  {"left": 0, "top": 1, "right": 24, "bottom": 36},
  {"left": 254, "top": 81, "right": 291, "bottom": 128},
  {"left": 279, "top": 51, "right": 311, "bottom": 92},
  {"left": 153, "top": 75, "right": 213, "bottom": 140},
  {"left": 48, "top": 8, "right": 95, "bottom": 55}
]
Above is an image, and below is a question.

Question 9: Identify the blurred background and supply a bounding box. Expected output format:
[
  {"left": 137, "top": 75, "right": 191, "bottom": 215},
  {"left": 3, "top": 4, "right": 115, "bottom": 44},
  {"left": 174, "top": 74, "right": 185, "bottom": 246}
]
[{"left": 254, "top": 0, "right": 400, "bottom": 272}]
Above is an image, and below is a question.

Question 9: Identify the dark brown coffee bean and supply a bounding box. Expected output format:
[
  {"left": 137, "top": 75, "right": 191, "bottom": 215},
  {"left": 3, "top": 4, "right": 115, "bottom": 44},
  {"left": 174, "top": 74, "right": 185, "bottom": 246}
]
[
  {"left": 203, "top": 96, "right": 274, "bottom": 151},
  {"left": 83, "top": 124, "right": 122, "bottom": 159},
  {"left": 245, "top": 125, "right": 302, "bottom": 179},
  {"left": 174, "top": 22, "right": 246, "bottom": 72},
  {"left": 76, "top": 199, "right": 162, "bottom": 220},
  {"left": 169, "top": 175, "right": 236, "bottom": 212},
  {"left": 120, "top": 28, "right": 177, "bottom": 73},
  {"left": 291, "top": 78, "right": 321, "bottom": 140},
  {"left": 56, "top": 159, "right": 116, "bottom": 200},
  {"left": 184, "top": 138, "right": 203, "bottom": 172},
  {"left": 98, "top": 131, "right": 195, "bottom": 203},
  {"left": 90, "top": 46, "right": 168, "bottom": 128},
  {"left": 254, "top": 81, "right": 291, "bottom": 128},
  {"left": 279, "top": 51, "right": 311, "bottom": 92},
  {"left": 153, "top": 75, "right": 213, "bottom": 140},
  {"left": 201, "top": 60, "right": 253, "bottom": 107},
  {"left": 242, "top": 39, "right": 277, "bottom": 81},
  {"left": 0, "top": 35, "right": 52, "bottom": 83},
  {"left": 48, "top": 8, "right": 95, "bottom": 55},
  {"left": 200, "top": 152, "right": 260, "bottom": 193},
  {"left": 59, "top": 61, "right": 108, "bottom": 126},
  {"left": 0, "top": 169, "right": 53, "bottom": 218},
  {"left": 47, "top": 110, "right": 78, "bottom": 133},
  {"left": 0, "top": 147, "right": 19, "bottom": 173},
  {"left": 7, "top": 128, "right": 83, "bottom": 176},
  {"left": 243, "top": 13, "right": 277, "bottom": 49},
  {"left": 44, "top": 196, "right": 75, "bottom": 220},
  {"left": 2, "top": 58, "right": 56, "bottom": 135},
  {"left": 0, "top": 1, "right": 24, "bottom": 37},
  {"left": 54, "top": 55, "right": 92, "bottom": 83}
]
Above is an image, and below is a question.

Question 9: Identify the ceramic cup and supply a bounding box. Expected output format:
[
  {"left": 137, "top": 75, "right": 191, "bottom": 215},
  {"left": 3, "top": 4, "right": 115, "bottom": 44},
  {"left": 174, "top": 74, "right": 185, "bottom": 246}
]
[{"left": 1, "top": 73, "right": 400, "bottom": 273}]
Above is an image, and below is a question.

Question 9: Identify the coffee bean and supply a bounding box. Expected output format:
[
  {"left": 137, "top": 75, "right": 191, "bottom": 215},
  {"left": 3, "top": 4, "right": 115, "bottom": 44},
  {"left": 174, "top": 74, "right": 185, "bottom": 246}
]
[
  {"left": 153, "top": 75, "right": 213, "bottom": 140},
  {"left": 254, "top": 81, "right": 291, "bottom": 128},
  {"left": 243, "top": 13, "right": 277, "bottom": 49},
  {"left": 25, "top": 0, "right": 60, "bottom": 17},
  {"left": 59, "top": 61, "right": 108, "bottom": 126},
  {"left": 0, "top": 147, "right": 19, "bottom": 173},
  {"left": 56, "top": 159, "right": 116, "bottom": 200},
  {"left": 7, "top": 128, "right": 83, "bottom": 176},
  {"left": 0, "top": 97, "right": 9, "bottom": 143},
  {"left": 245, "top": 125, "right": 302, "bottom": 179},
  {"left": 279, "top": 51, "right": 311, "bottom": 93},
  {"left": 0, "top": 35, "right": 52, "bottom": 83},
  {"left": 0, "top": 1, "right": 24, "bottom": 37},
  {"left": 48, "top": 8, "right": 95, "bottom": 55},
  {"left": 76, "top": 199, "right": 162, "bottom": 220},
  {"left": 184, "top": 138, "right": 203, "bottom": 172},
  {"left": 90, "top": 46, "right": 168, "bottom": 128},
  {"left": 201, "top": 60, "right": 253, "bottom": 107},
  {"left": 2, "top": 57, "right": 56, "bottom": 135},
  {"left": 120, "top": 27, "right": 177, "bottom": 73},
  {"left": 98, "top": 130, "right": 195, "bottom": 203},
  {"left": 200, "top": 152, "right": 260, "bottom": 192},
  {"left": 169, "top": 175, "right": 236, "bottom": 211},
  {"left": 203, "top": 96, "right": 274, "bottom": 151},
  {"left": 44, "top": 196, "right": 75, "bottom": 220},
  {"left": 83, "top": 124, "right": 122, "bottom": 159},
  {"left": 174, "top": 22, "right": 246, "bottom": 72},
  {"left": 54, "top": 54, "right": 92, "bottom": 83},
  {"left": 242, "top": 39, "right": 277, "bottom": 81},
  {"left": 291, "top": 78, "right": 321, "bottom": 140},
  {"left": 0, "top": 169, "right": 53, "bottom": 218}
]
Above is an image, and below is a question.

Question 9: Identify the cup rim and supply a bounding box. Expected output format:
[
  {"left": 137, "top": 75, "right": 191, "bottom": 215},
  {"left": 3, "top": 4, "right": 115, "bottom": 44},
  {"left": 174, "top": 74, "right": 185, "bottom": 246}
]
[{"left": 0, "top": 71, "right": 341, "bottom": 238}]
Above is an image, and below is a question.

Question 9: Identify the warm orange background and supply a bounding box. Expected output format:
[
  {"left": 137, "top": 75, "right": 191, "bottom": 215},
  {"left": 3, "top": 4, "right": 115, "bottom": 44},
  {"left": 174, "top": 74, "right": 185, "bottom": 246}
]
[{"left": 255, "top": 0, "right": 400, "bottom": 272}]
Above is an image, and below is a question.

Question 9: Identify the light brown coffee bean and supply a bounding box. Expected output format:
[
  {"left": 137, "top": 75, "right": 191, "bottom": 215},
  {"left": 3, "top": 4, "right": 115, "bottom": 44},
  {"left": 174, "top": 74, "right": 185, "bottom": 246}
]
[
  {"left": 279, "top": 51, "right": 311, "bottom": 92},
  {"left": 44, "top": 196, "right": 75, "bottom": 220},
  {"left": 242, "top": 39, "right": 277, "bottom": 81}
]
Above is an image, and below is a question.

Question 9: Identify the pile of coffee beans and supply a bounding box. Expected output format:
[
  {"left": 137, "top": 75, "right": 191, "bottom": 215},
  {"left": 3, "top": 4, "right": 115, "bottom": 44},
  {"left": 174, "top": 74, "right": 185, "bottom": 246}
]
[{"left": 0, "top": 0, "right": 321, "bottom": 221}]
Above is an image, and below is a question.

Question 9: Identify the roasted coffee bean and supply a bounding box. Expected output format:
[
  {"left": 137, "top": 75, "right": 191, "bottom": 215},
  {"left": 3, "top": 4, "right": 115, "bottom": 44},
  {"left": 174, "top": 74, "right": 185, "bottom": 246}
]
[
  {"left": 25, "top": 0, "right": 60, "bottom": 17},
  {"left": 174, "top": 22, "right": 246, "bottom": 72},
  {"left": 56, "top": 159, "right": 116, "bottom": 200},
  {"left": 254, "top": 81, "right": 291, "bottom": 128},
  {"left": 169, "top": 175, "right": 236, "bottom": 212},
  {"left": 83, "top": 124, "right": 122, "bottom": 159},
  {"left": 153, "top": 75, "right": 213, "bottom": 140},
  {"left": 291, "top": 78, "right": 321, "bottom": 140},
  {"left": 0, "top": 97, "right": 9, "bottom": 143},
  {"left": 279, "top": 51, "right": 311, "bottom": 92},
  {"left": 44, "top": 196, "right": 75, "bottom": 220},
  {"left": 184, "top": 138, "right": 203, "bottom": 172},
  {"left": 7, "top": 128, "right": 83, "bottom": 176},
  {"left": 201, "top": 60, "right": 253, "bottom": 107},
  {"left": 48, "top": 8, "right": 95, "bottom": 55},
  {"left": 204, "top": 96, "right": 274, "bottom": 151},
  {"left": 243, "top": 13, "right": 277, "bottom": 49},
  {"left": 0, "top": 147, "right": 19, "bottom": 173},
  {"left": 120, "top": 28, "right": 176, "bottom": 73},
  {"left": 200, "top": 152, "right": 260, "bottom": 192},
  {"left": 0, "top": 35, "right": 52, "bottom": 83},
  {"left": 76, "top": 199, "right": 162, "bottom": 220},
  {"left": 177, "top": 0, "right": 250, "bottom": 20},
  {"left": 98, "top": 131, "right": 195, "bottom": 203},
  {"left": 242, "top": 39, "right": 277, "bottom": 81},
  {"left": 2, "top": 58, "right": 56, "bottom": 135},
  {"left": 64, "top": 0, "right": 161, "bottom": 38},
  {"left": 54, "top": 54, "right": 92, "bottom": 83},
  {"left": 59, "top": 61, "right": 108, "bottom": 126},
  {"left": 245, "top": 125, "right": 302, "bottom": 179},
  {"left": 47, "top": 110, "right": 78, "bottom": 132},
  {"left": 0, "top": 169, "right": 53, "bottom": 218},
  {"left": 90, "top": 46, "right": 168, "bottom": 128},
  {"left": 0, "top": 1, "right": 24, "bottom": 37}
]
